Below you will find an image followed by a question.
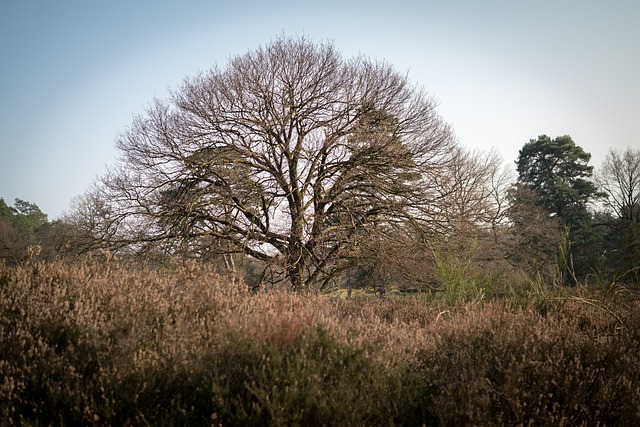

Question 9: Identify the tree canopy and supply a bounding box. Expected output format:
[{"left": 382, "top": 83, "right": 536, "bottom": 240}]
[
  {"left": 90, "top": 36, "right": 457, "bottom": 291},
  {"left": 515, "top": 134, "right": 601, "bottom": 230},
  {"left": 0, "top": 198, "right": 48, "bottom": 262}
]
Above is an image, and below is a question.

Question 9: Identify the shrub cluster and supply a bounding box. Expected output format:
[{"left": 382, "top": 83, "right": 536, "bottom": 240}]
[{"left": 1, "top": 259, "right": 639, "bottom": 425}]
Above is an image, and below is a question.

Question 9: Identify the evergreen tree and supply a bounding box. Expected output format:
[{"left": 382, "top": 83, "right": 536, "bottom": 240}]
[
  {"left": 515, "top": 135, "right": 601, "bottom": 231},
  {"left": 514, "top": 135, "right": 603, "bottom": 282}
]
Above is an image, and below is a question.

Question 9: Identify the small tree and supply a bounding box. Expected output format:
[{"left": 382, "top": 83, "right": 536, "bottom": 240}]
[{"left": 89, "top": 36, "right": 456, "bottom": 292}]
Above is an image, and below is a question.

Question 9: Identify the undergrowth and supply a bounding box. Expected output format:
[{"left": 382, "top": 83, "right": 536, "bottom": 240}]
[{"left": 1, "top": 259, "right": 639, "bottom": 425}]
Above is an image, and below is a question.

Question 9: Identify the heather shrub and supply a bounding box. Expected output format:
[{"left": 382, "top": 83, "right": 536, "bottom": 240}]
[
  {"left": 1, "top": 259, "right": 639, "bottom": 425},
  {"left": 422, "top": 300, "right": 640, "bottom": 426},
  {"left": 0, "top": 260, "right": 436, "bottom": 425}
]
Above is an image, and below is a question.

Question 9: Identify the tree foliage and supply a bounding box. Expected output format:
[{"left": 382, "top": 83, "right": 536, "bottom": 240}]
[
  {"left": 0, "top": 198, "right": 47, "bottom": 262},
  {"left": 0, "top": 198, "right": 87, "bottom": 263},
  {"left": 90, "top": 36, "right": 456, "bottom": 291},
  {"left": 509, "top": 135, "right": 608, "bottom": 282},
  {"left": 515, "top": 135, "right": 601, "bottom": 230}
]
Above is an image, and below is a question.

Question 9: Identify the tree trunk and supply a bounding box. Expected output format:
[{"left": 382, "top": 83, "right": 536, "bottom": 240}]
[{"left": 286, "top": 242, "right": 305, "bottom": 293}]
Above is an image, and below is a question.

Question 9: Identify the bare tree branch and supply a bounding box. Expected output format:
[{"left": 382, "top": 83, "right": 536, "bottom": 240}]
[{"left": 82, "top": 36, "right": 457, "bottom": 291}]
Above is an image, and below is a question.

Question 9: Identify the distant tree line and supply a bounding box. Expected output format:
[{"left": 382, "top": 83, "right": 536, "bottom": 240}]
[
  {"left": 4, "top": 36, "right": 638, "bottom": 291},
  {"left": 0, "top": 198, "right": 78, "bottom": 263},
  {"left": 4, "top": 144, "right": 638, "bottom": 289}
]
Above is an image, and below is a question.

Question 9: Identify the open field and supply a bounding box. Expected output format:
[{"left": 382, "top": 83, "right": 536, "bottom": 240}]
[{"left": 1, "top": 259, "right": 639, "bottom": 425}]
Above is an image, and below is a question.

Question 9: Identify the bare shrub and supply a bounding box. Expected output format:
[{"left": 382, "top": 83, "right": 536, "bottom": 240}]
[
  {"left": 1, "top": 260, "right": 638, "bottom": 425},
  {"left": 424, "top": 300, "right": 640, "bottom": 426}
]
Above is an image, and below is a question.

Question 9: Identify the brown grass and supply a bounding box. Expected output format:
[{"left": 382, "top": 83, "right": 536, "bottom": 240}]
[{"left": 1, "top": 259, "right": 639, "bottom": 425}]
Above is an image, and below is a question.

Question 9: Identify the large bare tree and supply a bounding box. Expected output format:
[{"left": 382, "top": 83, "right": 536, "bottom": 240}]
[{"left": 91, "top": 36, "right": 456, "bottom": 291}]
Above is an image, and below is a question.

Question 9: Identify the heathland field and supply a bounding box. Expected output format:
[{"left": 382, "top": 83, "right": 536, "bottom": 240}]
[{"left": 1, "top": 259, "right": 639, "bottom": 425}]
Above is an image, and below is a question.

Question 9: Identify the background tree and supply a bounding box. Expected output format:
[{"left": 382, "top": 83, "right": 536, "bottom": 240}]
[
  {"left": 333, "top": 147, "right": 514, "bottom": 295},
  {"left": 424, "top": 147, "right": 515, "bottom": 287},
  {"left": 88, "top": 36, "right": 456, "bottom": 292},
  {"left": 512, "top": 135, "right": 604, "bottom": 282},
  {"left": 515, "top": 135, "right": 601, "bottom": 231},
  {"left": 65, "top": 191, "right": 122, "bottom": 255},
  {"left": 595, "top": 147, "right": 640, "bottom": 281},
  {"left": 431, "top": 147, "right": 512, "bottom": 237},
  {"left": 0, "top": 197, "right": 81, "bottom": 263},
  {"left": 0, "top": 198, "right": 48, "bottom": 262},
  {"left": 505, "top": 184, "right": 564, "bottom": 279},
  {"left": 10, "top": 198, "right": 48, "bottom": 236},
  {"left": 0, "top": 198, "right": 24, "bottom": 263},
  {"left": 596, "top": 147, "right": 640, "bottom": 222}
]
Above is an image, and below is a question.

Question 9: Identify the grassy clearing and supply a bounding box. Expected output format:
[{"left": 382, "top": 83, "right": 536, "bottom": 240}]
[{"left": 1, "top": 259, "right": 639, "bottom": 425}]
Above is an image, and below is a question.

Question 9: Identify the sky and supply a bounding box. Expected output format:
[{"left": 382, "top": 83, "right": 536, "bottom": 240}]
[{"left": 1, "top": 0, "right": 638, "bottom": 219}]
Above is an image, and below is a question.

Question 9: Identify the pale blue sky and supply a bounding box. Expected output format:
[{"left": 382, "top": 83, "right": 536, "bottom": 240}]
[{"left": 1, "top": 0, "right": 638, "bottom": 218}]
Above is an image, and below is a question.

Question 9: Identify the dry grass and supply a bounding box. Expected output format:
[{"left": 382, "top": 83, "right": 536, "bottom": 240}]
[{"left": 1, "top": 259, "right": 639, "bottom": 425}]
